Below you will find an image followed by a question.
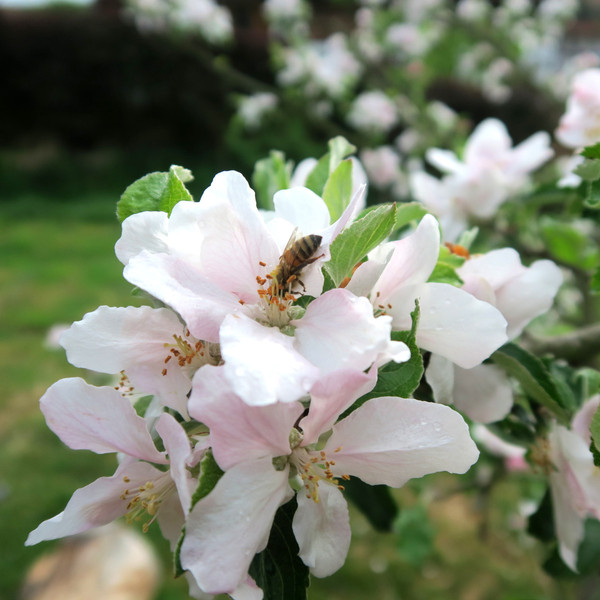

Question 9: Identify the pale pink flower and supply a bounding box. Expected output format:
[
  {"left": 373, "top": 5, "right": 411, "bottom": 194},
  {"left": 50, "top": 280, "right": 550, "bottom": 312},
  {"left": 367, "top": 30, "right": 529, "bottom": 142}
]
[
  {"left": 180, "top": 366, "right": 479, "bottom": 596},
  {"left": 472, "top": 424, "right": 527, "bottom": 471},
  {"left": 347, "top": 91, "right": 399, "bottom": 134},
  {"left": 556, "top": 69, "right": 600, "bottom": 149},
  {"left": 346, "top": 214, "right": 508, "bottom": 369}
]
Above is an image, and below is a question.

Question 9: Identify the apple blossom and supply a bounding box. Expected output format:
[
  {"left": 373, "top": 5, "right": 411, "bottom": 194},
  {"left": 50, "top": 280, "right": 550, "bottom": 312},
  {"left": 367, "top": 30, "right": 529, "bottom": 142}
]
[
  {"left": 180, "top": 365, "right": 479, "bottom": 596},
  {"left": 347, "top": 91, "right": 399, "bottom": 134}
]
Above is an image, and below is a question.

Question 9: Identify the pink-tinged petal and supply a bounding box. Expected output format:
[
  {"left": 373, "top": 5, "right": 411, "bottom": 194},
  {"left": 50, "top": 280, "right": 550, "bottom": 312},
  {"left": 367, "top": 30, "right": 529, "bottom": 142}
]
[
  {"left": 124, "top": 251, "right": 240, "bottom": 341},
  {"left": 293, "top": 484, "right": 351, "bottom": 578},
  {"left": 572, "top": 395, "right": 600, "bottom": 445},
  {"left": 320, "top": 184, "right": 367, "bottom": 245},
  {"left": 293, "top": 289, "right": 405, "bottom": 373},
  {"left": 181, "top": 457, "right": 292, "bottom": 595},
  {"left": 425, "top": 148, "right": 464, "bottom": 175},
  {"left": 115, "top": 211, "right": 169, "bottom": 265},
  {"left": 157, "top": 492, "right": 186, "bottom": 550},
  {"left": 399, "top": 282, "right": 508, "bottom": 369},
  {"left": 230, "top": 576, "right": 264, "bottom": 600},
  {"left": 509, "top": 131, "right": 553, "bottom": 175},
  {"left": 325, "top": 397, "right": 479, "bottom": 487},
  {"left": 344, "top": 258, "right": 387, "bottom": 298},
  {"left": 273, "top": 187, "right": 331, "bottom": 233},
  {"left": 299, "top": 369, "right": 377, "bottom": 444},
  {"left": 458, "top": 248, "right": 524, "bottom": 290},
  {"left": 26, "top": 460, "right": 161, "bottom": 545},
  {"left": 61, "top": 306, "right": 191, "bottom": 414},
  {"left": 424, "top": 353, "right": 455, "bottom": 407},
  {"left": 220, "top": 314, "right": 319, "bottom": 405},
  {"left": 189, "top": 365, "right": 303, "bottom": 470},
  {"left": 495, "top": 259, "right": 563, "bottom": 339},
  {"left": 464, "top": 118, "right": 511, "bottom": 164},
  {"left": 374, "top": 214, "right": 440, "bottom": 303},
  {"left": 410, "top": 171, "right": 449, "bottom": 215},
  {"left": 156, "top": 413, "right": 194, "bottom": 513},
  {"left": 40, "top": 378, "right": 166, "bottom": 463},
  {"left": 452, "top": 363, "right": 514, "bottom": 424}
]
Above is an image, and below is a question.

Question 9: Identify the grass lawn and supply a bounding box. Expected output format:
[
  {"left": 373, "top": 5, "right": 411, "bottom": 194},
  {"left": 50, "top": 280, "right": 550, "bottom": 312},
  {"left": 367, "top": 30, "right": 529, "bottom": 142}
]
[{"left": 0, "top": 193, "right": 581, "bottom": 600}]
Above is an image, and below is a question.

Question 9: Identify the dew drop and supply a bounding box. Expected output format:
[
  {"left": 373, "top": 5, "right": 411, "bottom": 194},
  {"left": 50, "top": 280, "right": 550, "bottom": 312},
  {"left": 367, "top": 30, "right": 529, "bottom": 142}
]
[{"left": 433, "top": 421, "right": 442, "bottom": 432}]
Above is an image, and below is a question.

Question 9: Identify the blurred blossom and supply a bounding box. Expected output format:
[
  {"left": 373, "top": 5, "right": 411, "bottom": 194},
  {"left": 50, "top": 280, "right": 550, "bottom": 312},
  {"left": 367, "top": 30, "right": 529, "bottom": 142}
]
[
  {"left": 426, "top": 101, "right": 458, "bottom": 131},
  {"left": 355, "top": 7, "right": 375, "bottom": 28},
  {"left": 537, "top": 0, "right": 579, "bottom": 21},
  {"left": 556, "top": 69, "right": 600, "bottom": 149},
  {"left": 385, "top": 23, "right": 429, "bottom": 56},
  {"left": 502, "top": 0, "right": 533, "bottom": 16},
  {"left": 45, "top": 324, "right": 70, "bottom": 350},
  {"left": 472, "top": 425, "right": 527, "bottom": 471},
  {"left": 237, "top": 93, "right": 278, "bottom": 129},
  {"left": 396, "top": 128, "right": 421, "bottom": 154},
  {"left": 399, "top": 0, "right": 447, "bottom": 23},
  {"left": 481, "top": 58, "right": 514, "bottom": 103},
  {"left": 557, "top": 154, "right": 584, "bottom": 188},
  {"left": 263, "top": 0, "right": 308, "bottom": 21},
  {"left": 278, "top": 34, "right": 361, "bottom": 98},
  {"left": 360, "top": 146, "right": 400, "bottom": 189},
  {"left": 347, "top": 91, "right": 398, "bottom": 134},
  {"left": 456, "top": 0, "right": 489, "bottom": 21},
  {"left": 551, "top": 53, "right": 600, "bottom": 99}
]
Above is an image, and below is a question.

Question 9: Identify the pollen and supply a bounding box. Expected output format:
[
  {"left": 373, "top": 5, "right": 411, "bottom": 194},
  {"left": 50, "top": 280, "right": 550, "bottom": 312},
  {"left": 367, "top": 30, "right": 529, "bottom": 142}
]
[
  {"left": 292, "top": 447, "right": 349, "bottom": 504},
  {"left": 120, "top": 474, "right": 175, "bottom": 534}
]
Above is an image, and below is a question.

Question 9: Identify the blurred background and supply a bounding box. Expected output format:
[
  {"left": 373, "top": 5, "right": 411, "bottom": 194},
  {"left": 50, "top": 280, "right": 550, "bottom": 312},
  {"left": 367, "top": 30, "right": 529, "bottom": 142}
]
[{"left": 2, "top": 1, "right": 600, "bottom": 599}]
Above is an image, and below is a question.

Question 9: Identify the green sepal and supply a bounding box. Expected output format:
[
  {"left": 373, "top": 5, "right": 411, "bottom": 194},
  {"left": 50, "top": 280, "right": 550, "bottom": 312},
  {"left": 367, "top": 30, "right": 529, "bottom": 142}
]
[
  {"left": 343, "top": 478, "right": 398, "bottom": 532},
  {"left": 491, "top": 343, "right": 571, "bottom": 425},
  {"left": 174, "top": 449, "right": 224, "bottom": 578},
  {"left": 248, "top": 496, "right": 310, "bottom": 600},
  {"left": 117, "top": 165, "right": 193, "bottom": 222},
  {"left": 304, "top": 136, "right": 356, "bottom": 198},
  {"left": 252, "top": 150, "right": 293, "bottom": 210},
  {"left": 574, "top": 158, "right": 600, "bottom": 181},
  {"left": 428, "top": 245, "right": 465, "bottom": 286},
  {"left": 133, "top": 395, "right": 154, "bottom": 417},
  {"left": 324, "top": 203, "right": 397, "bottom": 288}
]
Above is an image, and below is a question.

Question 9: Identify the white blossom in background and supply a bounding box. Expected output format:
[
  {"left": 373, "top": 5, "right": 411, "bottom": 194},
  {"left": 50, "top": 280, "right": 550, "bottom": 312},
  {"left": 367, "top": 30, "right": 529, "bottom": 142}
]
[
  {"left": 385, "top": 23, "right": 429, "bottom": 57},
  {"left": 537, "top": 0, "right": 579, "bottom": 21},
  {"left": 556, "top": 68, "right": 600, "bottom": 149},
  {"left": 557, "top": 154, "right": 584, "bottom": 188},
  {"left": 359, "top": 146, "right": 410, "bottom": 198},
  {"left": 237, "top": 93, "right": 278, "bottom": 130},
  {"left": 481, "top": 58, "right": 514, "bottom": 103},
  {"left": 456, "top": 0, "right": 489, "bottom": 22},
  {"left": 347, "top": 91, "right": 399, "bottom": 134},
  {"left": 263, "top": 0, "right": 308, "bottom": 21},
  {"left": 411, "top": 118, "right": 554, "bottom": 241},
  {"left": 472, "top": 425, "right": 527, "bottom": 471},
  {"left": 278, "top": 34, "right": 361, "bottom": 99}
]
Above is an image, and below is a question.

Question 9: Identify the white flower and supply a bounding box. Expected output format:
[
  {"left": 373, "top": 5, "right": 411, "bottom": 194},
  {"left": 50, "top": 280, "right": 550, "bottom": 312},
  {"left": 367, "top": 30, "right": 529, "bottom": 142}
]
[
  {"left": 347, "top": 91, "right": 398, "bottom": 134},
  {"left": 237, "top": 93, "right": 278, "bottom": 129}
]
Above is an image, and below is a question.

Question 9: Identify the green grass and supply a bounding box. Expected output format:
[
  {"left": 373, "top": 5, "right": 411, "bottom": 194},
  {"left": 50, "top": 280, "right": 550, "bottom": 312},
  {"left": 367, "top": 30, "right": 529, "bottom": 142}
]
[{"left": 0, "top": 194, "right": 581, "bottom": 600}]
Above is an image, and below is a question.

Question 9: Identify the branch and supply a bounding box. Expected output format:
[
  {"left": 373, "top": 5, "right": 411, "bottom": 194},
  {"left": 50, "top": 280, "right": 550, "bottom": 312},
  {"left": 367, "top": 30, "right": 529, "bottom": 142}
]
[{"left": 523, "top": 323, "right": 600, "bottom": 364}]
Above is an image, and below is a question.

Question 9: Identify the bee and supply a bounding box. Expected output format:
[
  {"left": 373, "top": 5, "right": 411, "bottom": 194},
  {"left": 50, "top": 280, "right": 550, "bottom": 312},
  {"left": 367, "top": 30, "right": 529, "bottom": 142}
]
[{"left": 269, "top": 231, "right": 324, "bottom": 296}]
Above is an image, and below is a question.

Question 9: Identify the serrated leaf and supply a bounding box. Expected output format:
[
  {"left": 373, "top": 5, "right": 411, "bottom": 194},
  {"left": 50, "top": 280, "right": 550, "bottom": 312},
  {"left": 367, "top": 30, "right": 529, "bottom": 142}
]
[
  {"left": 343, "top": 479, "right": 398, "bottom": 531},
  {"left": 393, "top": 202, "right": 429, "bottom": 232},
  {"left": 252, "top": 150, "right": 292, "bottom": 210},
  {"left": 394, "top": 504, "right": 435, "bottom": 566},
  {"left": 159, "top": 166, "right": 193, "bottom": 214},
  {"left": 581, "top": 143, "right": 600, "bottom": 159},
  {"left": 324, "top": 203, "right": 396, "bottom": 287},
  {"left": 322, "top": 159, "right": 353, "bottom": 222},
  {"left": 491, "top": 343, "right": 570, "bottom": 425},
  {"left": 574, "top": 158, "right": 600, "bottom": 181},
  {"left": 116, "top": 165, "right": 193, "bottom": 222},
  {"left": 248, "top": 497, "right": 310, "bottom": 600}
]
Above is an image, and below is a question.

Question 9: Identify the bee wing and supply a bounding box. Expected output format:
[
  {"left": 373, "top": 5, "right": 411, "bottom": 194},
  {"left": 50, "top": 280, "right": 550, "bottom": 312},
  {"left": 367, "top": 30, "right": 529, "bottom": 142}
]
[{"left": 282, "top": 226, "right": 301, "bottom": 253}]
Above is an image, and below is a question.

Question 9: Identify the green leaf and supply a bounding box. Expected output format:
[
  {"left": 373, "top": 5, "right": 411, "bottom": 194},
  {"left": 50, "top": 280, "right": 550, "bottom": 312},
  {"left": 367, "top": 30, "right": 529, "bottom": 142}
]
[
  {"left": 394, "top": 504, "right": 435, "bottom": 566},
  {"left": 324, "top": 203, "right": 397, "bottom": 287},
  {"left": 342, "top": 479, "right": 398, "bottom": 532},
  {"left": 252, "top": 150, "right": 292, "bottom": 210},
  {"left": 249, "top": 496, "right": 310, "bottom": 600},
  {"left": 581, "top": 143, "right": 600, "bottom": 159},
  {"left": 328, "top": 136, "right": 356, "bottom": 171},
  {"left": 574, "top": 158, "right": 600, "bottom": 182},
  {"left": 304, "top": 153, "right": 330, "bottom": 197},
  {"left": 527, "top": 488, "right": 554, "bottom": 542},
  {"left": 539, "top": 217, "right": 598, "bottom": 270},
  {"left": 116, "top": 165, "right": 193, "bottom": 222},
  {"left": 491, "top": 343, "right": 570, "bottom": 425},
  {"left": 591, "top": 403, "right": 600, "bottom": 463},
  {"left": 322, "top": 159, "right": 353, "bottom": 222},
  {"left": 591, "top": 266, "right": 600, "bottom": 293},
  {"left": 133, "top": 395, "right": 153, "bottom": 417},
  {"left": 393, "top": 202, "right": 429, "bottom": 232},
  {"left": 455, "top": 227, "right": 479, "bottom": 249},
  {"left": 428, "top": 245, "right": 464, "bottom": 286}
]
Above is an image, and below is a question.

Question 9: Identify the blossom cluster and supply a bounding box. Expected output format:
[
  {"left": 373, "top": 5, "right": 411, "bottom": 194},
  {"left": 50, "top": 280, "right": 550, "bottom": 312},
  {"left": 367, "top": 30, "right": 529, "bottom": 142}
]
[{"left": 28, "top": 159, "right": 565, "bottom": 598}]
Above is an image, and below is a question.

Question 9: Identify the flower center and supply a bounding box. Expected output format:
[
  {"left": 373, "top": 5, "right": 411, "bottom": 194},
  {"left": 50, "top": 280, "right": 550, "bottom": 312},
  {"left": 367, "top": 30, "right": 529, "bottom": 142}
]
[
  {"left": 255, "top": 263, "right": 298, "bottom": 327},
  {"left": 161, "top": 331, "right": 221, "bottom": 377},
  {"left": 120, "top": 472, "right": 174, "bottom": 533},
  {"left": 290, "top": 446, "right": 348, "bottom": 503}
]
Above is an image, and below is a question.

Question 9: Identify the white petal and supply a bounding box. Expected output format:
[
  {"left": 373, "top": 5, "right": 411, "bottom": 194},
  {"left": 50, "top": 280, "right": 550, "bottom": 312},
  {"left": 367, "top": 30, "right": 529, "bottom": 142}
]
[
  {"left": 464, "top": 118, "right": 511, "bottom": 164},
  {"left": 452, "top": 363, "right": 514, "bottom": 423},
  {"left": 403, "top": 282, "right": 508, "bottom": 369},
  {"left": 424, "top": 353, "right": 455, "bottom": 406},
  {"left": 293, "top": 484, "right": 351, "bottom": 578},
  {"left": 457, "top": 248, "right": 524, "bottom": 290},
  {"left": 326, "top": 397, "right": 479, "bottom": 487},
  {"left": 290, "top": 158, "right": 318, "bottom": 187},
  {"left": 26, "top": 460, "right": 161, "bottom": 545},
  {"left": 293, "top": 289, "right": 401, "bottom": 373},
  {"left": 180, "top": 458, "right": 292, "bottom": 595},
  {"left": 220, "top": 314, "right": 319, "bottom": 405},
  {"left": 425, "top": 148, "right": 464, "bottom": 174},
  {"left": 124, "top": 251, "right": 240, "bottom": 342},
  {"left": 273, "top": 187, "right": 331, "bottom": 233},
  {"left": 509, "top": 132, "right": 553, "bottom": 175},
  {"left": 40, "top": 378, "right": 166, "bottom": 463},
  {"left": 115, "top": 211, "right": 169, "bottom": 265},
  {"left": 61, "top": 305, "right": 191, "bottom": 414},
  {"left": 189, "top": 365, "right": 303, "bottom": 470}
]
